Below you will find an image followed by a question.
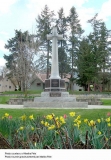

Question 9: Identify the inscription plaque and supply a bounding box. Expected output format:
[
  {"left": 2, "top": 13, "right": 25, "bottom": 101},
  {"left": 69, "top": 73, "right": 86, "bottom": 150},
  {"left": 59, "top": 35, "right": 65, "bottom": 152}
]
[
  {"left": 45, "top": 80, "right": 50, "bottom": 88},
  {"left": 51, "top": 79, "right": 59, "bottom": 87},
  {"left": 50, "top": 92, "right": 61, "bottom": 97},
  {"left": 60, "top": 80, "right": 65, "bottom": 88}
]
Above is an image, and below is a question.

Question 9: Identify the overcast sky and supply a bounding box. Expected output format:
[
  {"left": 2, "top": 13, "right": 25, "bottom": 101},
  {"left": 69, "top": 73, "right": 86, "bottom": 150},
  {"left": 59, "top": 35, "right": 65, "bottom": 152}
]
[{"left": 0, "top": 0, "right": 111, "bottom": 66}]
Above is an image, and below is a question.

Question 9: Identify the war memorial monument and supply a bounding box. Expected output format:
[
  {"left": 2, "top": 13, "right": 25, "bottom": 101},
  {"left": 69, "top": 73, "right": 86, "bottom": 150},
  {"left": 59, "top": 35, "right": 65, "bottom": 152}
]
[{"left": 24, "top": 27, "right": 88, "bottom": 108}]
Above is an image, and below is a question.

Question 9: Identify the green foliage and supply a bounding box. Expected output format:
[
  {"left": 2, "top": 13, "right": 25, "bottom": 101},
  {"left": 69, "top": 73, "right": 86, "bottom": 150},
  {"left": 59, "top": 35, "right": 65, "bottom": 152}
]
[
  {"left": 56, "top": 8, "right": 71, "bottom": 77},
  {"left": 76, "top": 38, "right": 97, "bottom": 89},
  {"left": 4, "top": 30, "right": 35, "bottom": 93},
  {"left": 76, "top": 14, "right": 111, "bottom": 91},
  {"left": 35, "top": 5, "right": 55, "bottom": 74},
  {"left": 4, "top": 30, "right": 30, "bottom": 69},
  {"left": 67, "top": 6, "right": 84, "bottom": 90},
  {"left": 0, "top": 111, "right": 111, "bottom": 149}
]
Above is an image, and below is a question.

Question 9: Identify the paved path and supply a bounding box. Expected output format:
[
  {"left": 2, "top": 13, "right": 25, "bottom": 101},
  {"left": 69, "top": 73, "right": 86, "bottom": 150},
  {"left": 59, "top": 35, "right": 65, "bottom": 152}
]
[{"left": 0, "top": 104, "right": 111, "bottom": 109}]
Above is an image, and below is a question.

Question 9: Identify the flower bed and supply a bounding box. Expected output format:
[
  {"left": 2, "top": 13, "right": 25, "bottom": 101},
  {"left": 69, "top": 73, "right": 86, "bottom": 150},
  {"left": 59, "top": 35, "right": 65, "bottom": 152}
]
[{"left": 0, "top": 112, "right": 111, "bottom": 149}]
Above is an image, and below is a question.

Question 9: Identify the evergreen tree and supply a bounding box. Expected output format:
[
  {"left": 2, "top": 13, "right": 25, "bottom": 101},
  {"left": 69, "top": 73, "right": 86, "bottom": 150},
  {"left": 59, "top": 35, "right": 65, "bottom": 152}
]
[
  {"left": 76, "top": 14, "right": 111, "bottom": 91},
  {"left": 67, "top": 6, "right": 84, "bottom": 90},
  {"left": 56, "top": 8, "right": 70, "bottom": 77},
  {"left": 76, "top": 38, "right": 98, "bottom": 91},
  {"left": 35, "top": 5, "right": 55, "bottom": 78},
  {"left": 88, "top": 14, "right": 111, "bottom": 91}
]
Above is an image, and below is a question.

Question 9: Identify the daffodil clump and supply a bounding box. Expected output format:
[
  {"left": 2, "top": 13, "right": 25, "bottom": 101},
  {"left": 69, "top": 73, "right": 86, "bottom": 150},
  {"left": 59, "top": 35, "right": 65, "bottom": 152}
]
[
  {"left": 0, "top": 112, "right": 111, "bottom": 149},
  {"left": 1, "top": 113, "right": 13, "bottom": 119}
]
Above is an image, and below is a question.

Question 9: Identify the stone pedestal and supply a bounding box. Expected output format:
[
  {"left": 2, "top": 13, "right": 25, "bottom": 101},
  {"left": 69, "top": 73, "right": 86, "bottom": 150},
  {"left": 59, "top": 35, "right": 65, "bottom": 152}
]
[
  {"left": 42, "top": 78, "right": 69, "bottom": 98},
  {"left": 45, "top": 79, "right": 66, "bottom": 91},
  {"left": 24, "top": 101, "right": 88, "bottom": 108}
]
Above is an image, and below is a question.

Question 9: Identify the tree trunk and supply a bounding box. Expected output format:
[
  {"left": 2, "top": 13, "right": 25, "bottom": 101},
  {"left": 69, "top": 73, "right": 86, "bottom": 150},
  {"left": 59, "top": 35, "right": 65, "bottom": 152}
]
[
  {"left": 21, "top": 80, "right": 25, "bottom": 92},
  {"left": 88, "top": 84, "right": 90, "bottom": 92},
  {"left": 94, "top": 83, "right": 95, "bottom": 91}
]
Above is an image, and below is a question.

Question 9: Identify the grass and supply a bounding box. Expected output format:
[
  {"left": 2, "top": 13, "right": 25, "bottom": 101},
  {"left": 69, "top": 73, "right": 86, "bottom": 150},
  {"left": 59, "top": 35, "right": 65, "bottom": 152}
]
[
  {"left": 101, "top": 99, "right": 111, "bottom": 105},
  {"left": 2, "top": 90, "right": 43, "bottom": 95},
  {"left": 69, "top": 90, "right": 111, "bottom": 95},
  {"left": 2, "top": 90, "right": 111, "bottom": 95},
  {"left": 0, "top": 109, "right": 111, "bottom": 120},
  {"left": 0, "top": 96, "right": 15, "bottom": 104}
]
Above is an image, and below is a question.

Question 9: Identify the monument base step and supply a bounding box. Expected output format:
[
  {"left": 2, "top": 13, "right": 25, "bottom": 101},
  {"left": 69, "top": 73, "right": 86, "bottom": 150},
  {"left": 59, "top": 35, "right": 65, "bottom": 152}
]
[
  {"left": 34, "top": 96, "right": 76, "bottom": 102},
  {"left": 23, "top": 102, "right": 88, "bottom": 108}
]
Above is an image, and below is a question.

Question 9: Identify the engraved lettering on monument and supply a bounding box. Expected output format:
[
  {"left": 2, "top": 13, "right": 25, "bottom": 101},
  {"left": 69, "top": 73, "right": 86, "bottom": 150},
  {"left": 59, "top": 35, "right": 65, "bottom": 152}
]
[
  {"left": 60, "top": 80, "right": 65, "bottom": 88},
  {"left": 45, "top": 80, "right": 50, "bottom": 88},
  {"left": 51, "top": 79, "right": 59, "bottom": 87},
  {"left": 50, "top": 92, "right": 61, "bottom": 97}
]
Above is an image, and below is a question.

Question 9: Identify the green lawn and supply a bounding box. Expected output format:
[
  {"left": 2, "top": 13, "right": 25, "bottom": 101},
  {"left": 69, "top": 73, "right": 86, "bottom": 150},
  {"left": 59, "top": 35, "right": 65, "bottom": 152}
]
[
  {"left": 69, "top": 90, "right": 111, "bottom": 95},
  {"left": 101, "top": 99, "right": 111, "bottom": 105},
  {"left": 2, "top": 90, "right": 43, "bottom": 95},
  {"left": 2, "top": 90, "right": 111, "bottom": 95},
  {"left": 0, "top": 96, "right": 15, "bottom": 104},
  {"left": 0, "top": 109, "right": 111, "bottom": 120}
]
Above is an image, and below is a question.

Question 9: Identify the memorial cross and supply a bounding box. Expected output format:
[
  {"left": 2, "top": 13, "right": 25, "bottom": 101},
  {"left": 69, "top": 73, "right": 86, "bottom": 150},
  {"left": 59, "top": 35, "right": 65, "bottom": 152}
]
[{"left": 47, "top": 27, "right": 63, "bottom": 79}]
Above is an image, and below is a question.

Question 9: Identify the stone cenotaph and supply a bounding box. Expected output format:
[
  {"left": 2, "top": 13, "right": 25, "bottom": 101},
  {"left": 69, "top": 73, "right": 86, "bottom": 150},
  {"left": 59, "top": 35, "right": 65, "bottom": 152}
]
[
  {"left": 41, "top": 26, "right": 69, "bottom": 97},
  {"left": 24, "top": 27, "right": 88, "bottom": 108}
]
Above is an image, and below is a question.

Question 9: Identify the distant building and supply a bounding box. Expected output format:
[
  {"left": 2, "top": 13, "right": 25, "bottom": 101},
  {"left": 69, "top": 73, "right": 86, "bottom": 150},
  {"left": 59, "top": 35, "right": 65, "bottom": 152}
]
[
  {"left": 0, "top": 74, "right": 15, "bottom": 92},
  {"left": 29, "top": 73, "right": 83, "bottom": 91},
  {"left": 64, "top": 73, "right": 83, "bottom": 91}
]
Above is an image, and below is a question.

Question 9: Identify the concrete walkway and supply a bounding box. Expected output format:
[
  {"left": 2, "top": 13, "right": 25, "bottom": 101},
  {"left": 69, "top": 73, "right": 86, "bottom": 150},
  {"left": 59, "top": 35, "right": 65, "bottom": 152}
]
[{"left": 0, "top": 104, "right": 111, "bottom": 109}]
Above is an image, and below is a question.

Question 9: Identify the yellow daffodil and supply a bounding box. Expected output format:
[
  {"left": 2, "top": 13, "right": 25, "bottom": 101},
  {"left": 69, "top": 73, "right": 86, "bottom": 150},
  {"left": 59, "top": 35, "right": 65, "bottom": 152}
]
[
  {"left": 34, "top": 142, "right": 37, "bottom": 147},
  {"left": 46, "top": 114, "right": 53, "bottom": 120},
  {"left": 41, "top": 120, "right": 44, "bottom": 124},
  {"left": 19, "top": 126, "right": 24, "bottom": 130},
  {"left": 4, "top": 113, "right": 9, "bottom": 118},
  {"left": 20, "top": 114, "right": 27, "bottom": 121},
  {"left": 74, "top": 118, "right": 78, "bottom": 123},
  {"left": 74, "top": 123, "right": 80, "bottom": 128},
  {"left": 77, "top": 124, "right": 80, "bottom": 128},
  {"left": 69, "top": 112, "right": 76, "bottom": 117},
  {"left": 97, "top": 119, "right": 101, "bottom": 123},
  {"left": 84, "top": 119, "right": 88, "bottom": 123},
  {"left": 89, "top": 120, "right": 95, "bottom": 127},
  {"left": 48, "top": 125, "right": 55, "bottom": 130},
  {"left": 55, "top": 131, "right": 59, "bottom": 135},
  {"left": 55, "top": 117, "right": 59, "bottom": 121},
  {"left": 106, "top": 117, "right": 110, "bottom": 122},
  {"left": 77, "top": 120, "right": 81, "bottom": 125},
  {"left": 59, "top": 116, "right": 66, "bottom": 124},
  {"left": 105, "top": 137, "right": 108, "bottom": 141},
  {"left": 76, "top": 115, "right": 81, "bottom": 120},
  {"left": 44, "top": 122, "right": 50, "bottom": 127},
  {"left": 107, "top": 123, "right": 111, "bottom": 127},
  {"left": 31, "top": 127, "right": 34, "bottom": 131},
  {"left": 29, "top": 114, "right": 34, "bottom": 120},
  {"left": 52, "top": 113, "right": 55, "bottom": 117},
  {"left": 98, "top": 131, "right": 102, "bottom": 135},
  {"left": 56, "top": 121, "right": 61, "bottom": 128}
]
